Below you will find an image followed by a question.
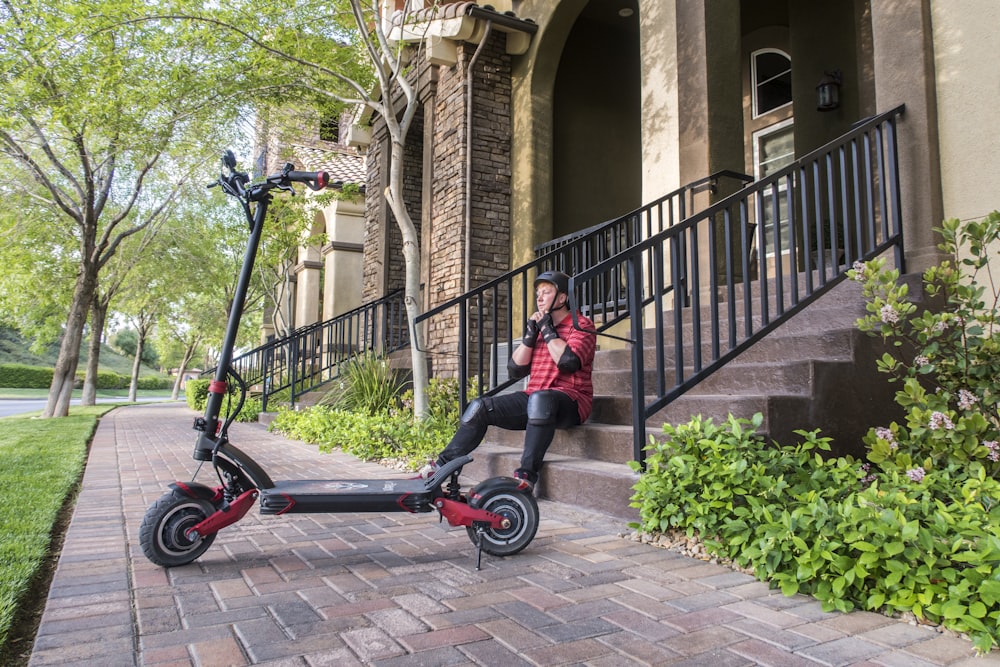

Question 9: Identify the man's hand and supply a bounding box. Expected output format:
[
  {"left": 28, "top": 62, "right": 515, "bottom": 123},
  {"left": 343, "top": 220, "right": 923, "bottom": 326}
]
[
  {"left": 522, "top": 318, "right": 540, "bottom": 347},
  {"left": 539, "top": 312, "right": 559, "bottom": 343}
]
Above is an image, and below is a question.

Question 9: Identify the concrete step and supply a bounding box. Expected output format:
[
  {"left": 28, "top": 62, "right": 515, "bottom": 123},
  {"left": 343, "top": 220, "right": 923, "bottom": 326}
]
[
  {"left": 591, "top": 321, "right": 865, "bottom": 393},
  {"left": 460, "top": 441, "right": 642, "bottom": 524},
  {"left": 487, "top": 421, "right": 654, "bottom": 465}
]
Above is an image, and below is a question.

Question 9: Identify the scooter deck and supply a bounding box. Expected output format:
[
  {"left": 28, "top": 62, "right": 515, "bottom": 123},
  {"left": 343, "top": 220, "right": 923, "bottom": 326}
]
[{"left": 259, "top": 478, "right": 437, "bottom": 515}]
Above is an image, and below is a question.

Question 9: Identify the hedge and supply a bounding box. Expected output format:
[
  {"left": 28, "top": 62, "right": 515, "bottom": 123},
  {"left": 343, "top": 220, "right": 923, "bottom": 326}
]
[{"left": 0, "top": 363, "right": 171, "bottom": 391}]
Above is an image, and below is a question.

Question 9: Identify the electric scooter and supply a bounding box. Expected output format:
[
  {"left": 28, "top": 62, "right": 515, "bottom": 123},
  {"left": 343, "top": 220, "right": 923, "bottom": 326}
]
[{"left": 138, "top": 151, "right": 538, "bottom": 570}]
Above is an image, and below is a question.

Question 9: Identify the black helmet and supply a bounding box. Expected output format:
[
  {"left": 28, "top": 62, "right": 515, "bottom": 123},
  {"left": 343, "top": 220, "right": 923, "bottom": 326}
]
[{"left": 534, "top": 270, "right": 570, "bottom": 295}]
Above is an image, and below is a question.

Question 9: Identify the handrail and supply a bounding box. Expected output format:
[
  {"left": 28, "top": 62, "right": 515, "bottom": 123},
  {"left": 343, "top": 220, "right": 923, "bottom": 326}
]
[
  {"left": 570, "top": 104, "right": 906, "bottom": 468},
  {"left": 210, "top": 289, "right": 408, "bottom": 410},
  {"left": 416, "top": 172, "right": 752, "bottom": 409},
  {"left": 532, "top": 170, "right": 753, "bottom": 258}
]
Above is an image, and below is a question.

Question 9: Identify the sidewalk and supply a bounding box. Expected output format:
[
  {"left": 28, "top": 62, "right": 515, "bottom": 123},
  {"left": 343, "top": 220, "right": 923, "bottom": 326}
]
[{"left": 27, "top": 403, "right": 1000, "bottom": 666}]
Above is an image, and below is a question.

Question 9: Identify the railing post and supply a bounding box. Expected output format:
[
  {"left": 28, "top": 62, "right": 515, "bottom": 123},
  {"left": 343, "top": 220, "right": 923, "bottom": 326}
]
[
  {"left": 627, "top": 253, "right": 647, "bottom": 469},
  {"left": 289, "top": 340, "right": 298, "bottom": 410}
]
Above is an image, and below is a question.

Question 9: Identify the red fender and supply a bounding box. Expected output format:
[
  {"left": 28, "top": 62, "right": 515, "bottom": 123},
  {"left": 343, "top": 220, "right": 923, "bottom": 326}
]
[
  {"left": 187, "top": 488, "right": 258, "bottom": 539},
  {"left": 434, "top": 497, "right": 511, "bottom": 530}
]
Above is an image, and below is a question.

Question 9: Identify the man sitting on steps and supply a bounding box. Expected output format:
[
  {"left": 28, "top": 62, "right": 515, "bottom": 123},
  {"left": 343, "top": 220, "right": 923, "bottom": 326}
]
[{"left": 420, "top": 270, "right": 596, "bottom": 489}]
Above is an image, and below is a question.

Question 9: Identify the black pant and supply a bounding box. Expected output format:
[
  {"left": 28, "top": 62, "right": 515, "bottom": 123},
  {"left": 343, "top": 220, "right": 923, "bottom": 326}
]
[{"left": 436, "top": 390, "right": 580, "bottom": 480}]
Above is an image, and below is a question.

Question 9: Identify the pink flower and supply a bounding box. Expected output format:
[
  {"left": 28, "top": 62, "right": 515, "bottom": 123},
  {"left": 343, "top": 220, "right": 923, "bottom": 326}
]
[
  {"left": 875, "top": 427, "right": 898, "bottom": 450},
  {"left": 880, "top": 304, "right": 899, "bottom": 324},
  {"left": 928, "top": 412, "right": 954, "bottom": 430},
  {"left": 957, "top": 389, "right": 978, "bottom": 411},
  {"left": 907, "top": 467, "right": 925, "bottom": 482},
  {"left": 985, "top": 441, "right": 999, "bottom": 462},
  {"left": 851, "top": 261, "right": 867, "bottom": 282}
]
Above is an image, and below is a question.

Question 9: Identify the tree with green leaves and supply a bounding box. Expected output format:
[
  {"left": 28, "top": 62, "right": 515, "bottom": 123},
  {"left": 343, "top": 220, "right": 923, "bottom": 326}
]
[
  {"left": 0, "top": 0, "right": 246, "bottom": 417},
  {"left": 162, "top": 0, "right": 435, "bottom": 416}
]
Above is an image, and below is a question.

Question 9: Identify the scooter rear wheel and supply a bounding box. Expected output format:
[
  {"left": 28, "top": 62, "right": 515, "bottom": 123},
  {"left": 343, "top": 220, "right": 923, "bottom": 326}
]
[
  {"left": 139, "top": 490, "right": 218, "bottom": 567},
  {"left": 466, "top": 488, "right": 539, "bottom": 556}
]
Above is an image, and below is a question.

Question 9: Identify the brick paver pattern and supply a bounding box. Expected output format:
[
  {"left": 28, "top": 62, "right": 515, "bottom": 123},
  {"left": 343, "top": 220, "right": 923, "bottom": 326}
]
[{"left": 27, "top": 404, "right": 1000, "bottom": 666}]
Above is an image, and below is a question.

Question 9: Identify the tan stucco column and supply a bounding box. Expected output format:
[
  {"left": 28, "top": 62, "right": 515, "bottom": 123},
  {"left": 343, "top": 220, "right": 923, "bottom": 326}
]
[
  {"left": 322, "top": 199, "right": 365, "bottom": 321},
  {"left": 869, "top": 0, "right": 946, "bottom": 274},
  {"left": 674, "top": 0, "right": 743, "bottom": 187},
  {"left": 637, "top": 0, "right": 680, "bottom": 201},
  {"left": 930, "top": 0, "right": 1000, "bottom": 225},
  {"left": 294, "top": 254, "right": 322, "bottom": 329}
]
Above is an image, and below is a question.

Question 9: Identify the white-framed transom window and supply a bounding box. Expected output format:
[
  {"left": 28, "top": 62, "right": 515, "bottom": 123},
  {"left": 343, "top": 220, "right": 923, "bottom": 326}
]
[{"left": 751, "top": 48, "right": 792, "bottom": 118}]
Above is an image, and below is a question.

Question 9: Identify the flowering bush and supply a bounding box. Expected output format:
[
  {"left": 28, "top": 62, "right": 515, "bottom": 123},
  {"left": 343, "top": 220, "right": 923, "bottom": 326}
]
[
  {"left": 851, "top": 211, "right": 1000, "bottom": 479},
  {"left": 632, "top": 212, "right": 1000, "bottom": 652}
]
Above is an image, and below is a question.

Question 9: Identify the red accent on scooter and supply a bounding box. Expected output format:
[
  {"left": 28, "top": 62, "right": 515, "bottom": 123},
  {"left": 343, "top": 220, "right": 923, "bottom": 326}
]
[
  {"left": 274, "top": 493, "right": 296, "bottom": 515},
  {"left": 434, "top": 497, "right": 508, "bottom": 529},
  {"left": 395, "top": 493, "right": 416, "bottom": 513},
  {"left": 187, "top": 488, "right": 258, "bottom": 538},
  {"left": 209, "top": 380, "right": 228, "bottom": 394}
]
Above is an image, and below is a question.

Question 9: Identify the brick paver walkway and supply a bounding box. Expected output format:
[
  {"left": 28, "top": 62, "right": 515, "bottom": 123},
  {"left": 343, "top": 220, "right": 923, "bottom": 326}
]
[{"left": 26, "top": 403, "right": 1000, "bottom": 666}]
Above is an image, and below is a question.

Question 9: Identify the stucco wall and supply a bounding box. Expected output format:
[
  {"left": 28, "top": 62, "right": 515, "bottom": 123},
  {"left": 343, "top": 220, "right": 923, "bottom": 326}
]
[{"left": 931, "top": 0, "right": 1000, "bottom": 224}]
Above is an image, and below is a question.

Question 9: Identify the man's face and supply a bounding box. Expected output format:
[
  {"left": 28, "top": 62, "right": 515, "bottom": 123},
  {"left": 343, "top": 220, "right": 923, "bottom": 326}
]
[{"left": 536, "top": 282, "right": 563, "bottom": 312}]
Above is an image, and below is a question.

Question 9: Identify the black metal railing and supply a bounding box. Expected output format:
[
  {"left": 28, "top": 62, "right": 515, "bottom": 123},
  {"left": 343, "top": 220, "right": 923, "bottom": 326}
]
[
  {"left": 570, "top": 104, "right": 907, "bottom": 468},
  {"left": 219, "top": 289, "right": 408, "bottom": 410},
  {"left": 415, "top": 171, "right": 752, "bottom": 408}
]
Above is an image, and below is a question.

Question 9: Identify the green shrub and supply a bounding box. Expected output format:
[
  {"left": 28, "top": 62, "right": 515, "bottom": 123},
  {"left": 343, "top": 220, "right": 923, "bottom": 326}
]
[
  {"left": 79, "top": 370, "right": 129, "bottom": 390},
  {"left": 0, "top": 363, "right": 52, "bottom": 389},
  {"left": 631, "top": 212, "right": 1000, "bottom": 653},
  {"left": 229, "top": 396, "right": 261, "bottom": 423},
  {"left": 137, "top": 375, "right": 171, "bottom": 390},
  {"left": 270, "top": 406, "right": 447, "bottom": 463},
  {"left": 186, "top": 378, "right": 210, "bottom": 411},
  {"left": 320, "top": 353, "right": 405, "bottom": 414},
  {"left": 270, "top": 373, "right": 475, "bottom": 469}
]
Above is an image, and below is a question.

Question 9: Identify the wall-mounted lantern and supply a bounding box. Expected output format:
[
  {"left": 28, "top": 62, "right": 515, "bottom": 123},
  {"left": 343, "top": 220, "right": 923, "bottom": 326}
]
[{"left": 816, "top": 70, "right": 842, "bottom": 111}]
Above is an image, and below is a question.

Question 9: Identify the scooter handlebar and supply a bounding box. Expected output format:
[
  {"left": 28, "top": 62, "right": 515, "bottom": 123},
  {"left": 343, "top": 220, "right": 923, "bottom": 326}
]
[
  {"left": 265, "top": 165, "right": 329, "bottom": 192},
  {"left": 285, "top": 170, "right": 330, "bottom": 191}
]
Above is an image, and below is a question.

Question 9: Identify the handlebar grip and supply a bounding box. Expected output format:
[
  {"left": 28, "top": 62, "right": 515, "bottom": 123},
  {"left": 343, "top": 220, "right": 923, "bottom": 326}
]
[{"left": 286, "top": 170, "right": 329, "bottom": 191}]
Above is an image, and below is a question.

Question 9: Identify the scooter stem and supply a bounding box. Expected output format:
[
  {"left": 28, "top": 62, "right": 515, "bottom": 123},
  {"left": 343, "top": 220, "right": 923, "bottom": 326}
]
[{"left": 194, "top": 191, "right": 272, "bottom": 460}]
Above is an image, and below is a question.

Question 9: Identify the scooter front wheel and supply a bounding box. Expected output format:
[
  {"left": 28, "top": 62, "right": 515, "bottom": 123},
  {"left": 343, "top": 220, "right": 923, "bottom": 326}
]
[
  {"left": 466, "top": 488, "right": 539, "bottom": 556},
  {"left": 139, "top": 490, "right": 218, "bottom": 567}
]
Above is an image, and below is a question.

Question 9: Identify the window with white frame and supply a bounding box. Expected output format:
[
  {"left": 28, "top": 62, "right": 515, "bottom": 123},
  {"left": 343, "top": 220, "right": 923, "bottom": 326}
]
[
  {"left": 753, "top": 118, "right": 795, "bottom": 255},
  {"left": 752, "top": 49, "right": 792, "bottom": 118}
]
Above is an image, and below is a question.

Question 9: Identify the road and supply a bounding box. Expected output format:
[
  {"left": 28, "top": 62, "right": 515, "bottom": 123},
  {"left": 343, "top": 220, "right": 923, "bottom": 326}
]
[{"left": 0, "top": 396, "right": 180, "bottom": 418}]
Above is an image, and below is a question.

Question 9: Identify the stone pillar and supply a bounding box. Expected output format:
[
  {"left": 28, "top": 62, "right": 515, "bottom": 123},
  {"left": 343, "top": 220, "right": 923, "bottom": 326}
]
[
  {"left": 675, "top": 0, "right": 743, "bottom": 188},
  {"left": 869, "top": 0, "right": 946, "bottom": 273},
  {"left": 672, "top": 0, "right": 744, "bottom": 292},
  {"left": 425, "top": 31, "right": 513, "bottom": 376}
]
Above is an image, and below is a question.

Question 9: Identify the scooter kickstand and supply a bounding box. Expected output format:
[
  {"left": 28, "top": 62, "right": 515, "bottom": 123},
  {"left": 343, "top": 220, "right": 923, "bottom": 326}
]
[{"left": 473, "top": 523, "right": 488, "bottom": 570}]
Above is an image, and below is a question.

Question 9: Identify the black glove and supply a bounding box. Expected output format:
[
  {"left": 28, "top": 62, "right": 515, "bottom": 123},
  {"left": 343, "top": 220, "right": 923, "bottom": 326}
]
[
  {"left": 539, "top": 313, "right": 559, "bottom": 344},
  {"left": 521, "top": 318, "right": 540, "bottom": 347}
]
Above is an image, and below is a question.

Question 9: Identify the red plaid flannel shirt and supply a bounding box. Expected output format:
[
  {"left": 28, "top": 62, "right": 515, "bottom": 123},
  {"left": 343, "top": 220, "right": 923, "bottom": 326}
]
[{"left": 525, "top": 313, "right": 596, "bottom": 422}]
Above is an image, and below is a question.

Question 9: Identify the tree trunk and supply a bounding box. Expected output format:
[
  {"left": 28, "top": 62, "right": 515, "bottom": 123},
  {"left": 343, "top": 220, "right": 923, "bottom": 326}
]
[
  {"left": 44, "top": 270, "right": 97, "bottom": 418},
  {"left": 385, "top": 140, "right": 428, "bottom": 419},
  {"left": 129, "top": 335, "right": 144, "bottom": 403},
  {"left": 81, "top": 299, "right": 109, "bottom": 406},
  {"left": 170, "top": 340, "right": 197, "bottom": 401}
]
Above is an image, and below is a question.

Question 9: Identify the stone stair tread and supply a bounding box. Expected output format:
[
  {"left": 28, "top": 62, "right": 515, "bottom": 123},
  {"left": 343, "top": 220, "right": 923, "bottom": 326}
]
[{"left": 462, "top": 442, "right": 641, "bottom": 523}]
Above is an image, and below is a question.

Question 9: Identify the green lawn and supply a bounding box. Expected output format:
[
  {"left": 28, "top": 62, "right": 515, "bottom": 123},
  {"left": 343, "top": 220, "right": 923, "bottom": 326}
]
[{"left": 0, "top": 406, "right": 117, "bottom": 660}]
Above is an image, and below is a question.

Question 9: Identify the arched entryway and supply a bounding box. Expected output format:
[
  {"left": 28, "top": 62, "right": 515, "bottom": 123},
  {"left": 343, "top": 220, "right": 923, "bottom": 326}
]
[{"left": 552, "top": 0, "right": 642, "bottom": 241}]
